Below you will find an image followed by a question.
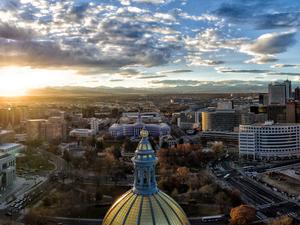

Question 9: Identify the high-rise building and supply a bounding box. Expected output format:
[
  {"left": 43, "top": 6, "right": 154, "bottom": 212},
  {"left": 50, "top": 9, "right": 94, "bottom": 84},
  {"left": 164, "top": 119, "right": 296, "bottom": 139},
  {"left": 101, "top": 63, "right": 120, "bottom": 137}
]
[
  {"left": 26, "top": 117, "right": 67, "bottom": 142},
  {"left": 102, "top": 129, "right": 190, "bottom": 225},
  {"left": 267, "top": 105, "right": 286, "bottom": 123},
  {"left": 26, "top": 119, "right": 47, "bottom": 142},
  {"left": 284, "top": 79, "right": 292, "bottom": 99},
  {"left": 286, "top": 101, "right": 296, "bottom": 123},
  {"left": 268, "top": 82, "right": 287, "bottom": 105},
  {"left": 46, "top": 117, "right": 67, "bottom": 142},
  {"left": 295, "top": 87, "right": 300, "bottom": 101},
  {"left": 259, "top": 94, "right": 268, "bottom": 105}
]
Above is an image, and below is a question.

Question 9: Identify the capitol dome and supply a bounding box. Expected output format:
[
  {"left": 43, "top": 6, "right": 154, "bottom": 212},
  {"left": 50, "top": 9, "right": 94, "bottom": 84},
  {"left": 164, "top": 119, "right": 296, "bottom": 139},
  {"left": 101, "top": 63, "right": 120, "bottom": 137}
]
[{"left": 102, "top": 129, "right": 190, "bottom": 225}]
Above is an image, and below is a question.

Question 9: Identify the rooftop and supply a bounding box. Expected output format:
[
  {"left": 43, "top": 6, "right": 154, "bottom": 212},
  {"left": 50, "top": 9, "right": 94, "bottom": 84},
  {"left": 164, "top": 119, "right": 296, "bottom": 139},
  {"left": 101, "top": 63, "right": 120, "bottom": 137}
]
[
  {"left": 0, "top": 152, "right": 11, "bottom": 160},
  {"left": 0, "top": 143, "right": 23, "bottom": 149}
]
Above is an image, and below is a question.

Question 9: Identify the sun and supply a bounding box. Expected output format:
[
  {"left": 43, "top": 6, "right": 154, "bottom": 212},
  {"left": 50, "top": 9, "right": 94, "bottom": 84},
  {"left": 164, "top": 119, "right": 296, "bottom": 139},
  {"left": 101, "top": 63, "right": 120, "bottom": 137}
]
[
  {"left": 0, "top": 73, "right": 28, "bottom": 96},
  {"left": 0, "top": 67, "right": 79, "bottom": 97}
]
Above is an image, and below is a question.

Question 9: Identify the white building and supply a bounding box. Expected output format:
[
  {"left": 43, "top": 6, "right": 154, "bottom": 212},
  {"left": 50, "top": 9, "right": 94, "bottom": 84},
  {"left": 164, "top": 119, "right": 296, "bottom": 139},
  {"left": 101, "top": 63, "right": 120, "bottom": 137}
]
[
  {"left": 0, "top": 143, "right": 25, "bottom": 156},
  {"left": 0, "top": 153, "right": 16, "bottom": 190},
  {"left": 109, "top": 114, "right": 170, "bottom": 138},
  {"left": 239, "top": 121, "right": 300, "bottom": 160},
  {"left": 69, "top": 129, "right": 95, "bottom": 138},
  {"left": 90, "top": 117, "right": 100, "bottom": 133}
]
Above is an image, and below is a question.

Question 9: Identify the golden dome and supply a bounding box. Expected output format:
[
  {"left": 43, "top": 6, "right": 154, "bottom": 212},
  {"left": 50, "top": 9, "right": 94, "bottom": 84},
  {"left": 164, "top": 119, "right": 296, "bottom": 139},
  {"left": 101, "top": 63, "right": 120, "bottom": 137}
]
[{"left": 102, "top": 189, "right": 190, "bottom": 225}]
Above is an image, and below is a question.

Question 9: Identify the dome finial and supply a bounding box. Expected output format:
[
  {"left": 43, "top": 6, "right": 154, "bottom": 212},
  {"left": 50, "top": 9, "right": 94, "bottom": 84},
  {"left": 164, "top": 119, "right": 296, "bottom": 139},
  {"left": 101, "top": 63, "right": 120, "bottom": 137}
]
[{"left": 140, "top": 127, "right": 149, "bottom": 138}]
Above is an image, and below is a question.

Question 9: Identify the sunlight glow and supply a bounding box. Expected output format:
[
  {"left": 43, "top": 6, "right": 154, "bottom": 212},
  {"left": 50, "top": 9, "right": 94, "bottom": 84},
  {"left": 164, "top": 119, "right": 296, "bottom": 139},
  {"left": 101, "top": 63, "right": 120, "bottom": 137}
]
[{"left": 0, "top": 67, "right": 79, "bottom": 96}]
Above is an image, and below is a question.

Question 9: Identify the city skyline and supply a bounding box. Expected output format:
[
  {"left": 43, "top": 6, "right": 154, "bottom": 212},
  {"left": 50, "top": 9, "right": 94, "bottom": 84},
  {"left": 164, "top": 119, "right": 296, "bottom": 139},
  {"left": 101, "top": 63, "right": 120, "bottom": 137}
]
[{"left": 1, "top": 0, "right": 300, "bottom": 96}]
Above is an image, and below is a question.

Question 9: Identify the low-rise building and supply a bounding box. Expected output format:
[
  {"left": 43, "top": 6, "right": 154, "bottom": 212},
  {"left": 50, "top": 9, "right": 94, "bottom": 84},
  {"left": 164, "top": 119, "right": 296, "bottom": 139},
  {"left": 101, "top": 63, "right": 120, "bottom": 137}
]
[
  {"left": 69, "top": 129, "right": 95, "bottom": 138},
  {"left": 0, "top": 152, "right": 16, "bottom": 190},
  {"left": 0, "top": 143, "right": 25, "bottom": 156},
  {"left": 109, "top": 114, "right": 170, "bottom": 138}
]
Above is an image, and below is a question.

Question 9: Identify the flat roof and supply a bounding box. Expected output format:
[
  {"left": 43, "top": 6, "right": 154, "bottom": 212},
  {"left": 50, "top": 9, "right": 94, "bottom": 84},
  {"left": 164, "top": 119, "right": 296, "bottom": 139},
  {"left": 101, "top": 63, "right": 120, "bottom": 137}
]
[
  {"left": 0, "top": 152, "right": 11, "bottom": 159},
  {"left": 0, "top": 130, "right": 14, "bottom": 135},
  {"left": 0, "top": 143, "right": 23, "bottom": 149},
  {"left": 27, "top": 119, "right": 47, "bottom": 122},
  {"left": 242, "top": 123, "right": 300, "bottom": 127}
]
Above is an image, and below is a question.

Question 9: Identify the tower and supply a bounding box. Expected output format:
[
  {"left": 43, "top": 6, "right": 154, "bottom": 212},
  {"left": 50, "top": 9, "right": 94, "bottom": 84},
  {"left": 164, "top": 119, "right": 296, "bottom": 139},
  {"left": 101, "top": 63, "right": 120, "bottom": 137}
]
[{"left": 102, "top": 128, "right": 190, "bottom": 225}]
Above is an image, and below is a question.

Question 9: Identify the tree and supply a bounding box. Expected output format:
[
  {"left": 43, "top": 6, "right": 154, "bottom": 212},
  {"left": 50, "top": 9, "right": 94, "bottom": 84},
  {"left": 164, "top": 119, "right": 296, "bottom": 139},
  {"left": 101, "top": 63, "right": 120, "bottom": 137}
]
[
  {"left": 212, "top": 141, "right": 224, "bottom": 157},
  {"left": 229, "top": 204, "right": 256, "bottom": 225},
  {"left": 176, "top": 167, "right": 190, "bottom": 183},
  {"left": 268, "top": 216, "right": 293, "bottom": 225},
  {"left": 84, "top": 149, "right": 97, "bottom": 164},
  {"left": 62, "top": 150, "right": 72, "bottom": 164},
  {"left": 161, "top": 141, "right": 169, "bottom": 149},
  {"left": 24, "top": 209, "right": 48, "bottom": 225},
  {"left": 123, "top": 138, "right": 138, "bottom": 152},
  {"left": 95, "top": 188, "right": 103, "bottom": 202},
  {"left": 96, "top": 140, "right": 104, "bottom": 152},
  {"left": 215, "top": 191, "right": 228, "bottom": 213}
]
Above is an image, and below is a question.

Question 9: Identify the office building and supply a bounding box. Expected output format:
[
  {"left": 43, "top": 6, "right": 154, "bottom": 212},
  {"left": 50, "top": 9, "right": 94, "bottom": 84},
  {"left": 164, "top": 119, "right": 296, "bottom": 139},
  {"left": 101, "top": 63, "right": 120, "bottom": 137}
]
[
  {"left": 202, "top": 110, "right": 239, "bottom": 132},
  {"left": 239, "top": 121, "right": 300, "bottom": 160},
  {"left": 0, "top": 152, "right": 16, "bottom": 190},
  {"left": 26, "top": 117, "right": 67, "bottom": 142},
  {"left": 46, "top": 117, "right": 67, "bottom": 142},
  {"left": 69, "top": 129, "right": 95, "bottom": 138},
  {"left": 0, "top": 143, "right": 25, "bottom": 156},
  {"left": 268, "top": 80, "right": 291, "bottom": 105},
  {"left": 284, "top": 79, "right": 292, "bottom": 99},
  {"left": 295, "top": 87, "right": 300, "bottom": 101},
  {"left": 217, "top": 101, "right": 233, "bottom": 110},
  {"left": 120, "top": 112, "right": 162, "bottom": 124},
  {"left": 90, "top": 117, "right": 100, "bottom": 133},
  {"left": 0, "top": 130, "right": 15, "bottom": 143},
  {"left": 286, "top": 101, "right": 296, "bottom": 123},
  {"left": 267, "top": 105, "right": 286, "bottom": 123},
  {"left": 26, "top": 119, "right": 47, "bottom": 141},
  {"left": 259, "top": 94, "right": 268, "bottom": 105}
]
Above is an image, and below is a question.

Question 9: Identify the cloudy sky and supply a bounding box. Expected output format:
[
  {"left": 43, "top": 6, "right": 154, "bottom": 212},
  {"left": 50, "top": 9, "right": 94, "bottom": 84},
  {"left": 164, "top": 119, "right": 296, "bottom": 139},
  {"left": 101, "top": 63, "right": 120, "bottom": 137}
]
[{"left": 0, "top": 0, "right": 300, "bottom": 95}]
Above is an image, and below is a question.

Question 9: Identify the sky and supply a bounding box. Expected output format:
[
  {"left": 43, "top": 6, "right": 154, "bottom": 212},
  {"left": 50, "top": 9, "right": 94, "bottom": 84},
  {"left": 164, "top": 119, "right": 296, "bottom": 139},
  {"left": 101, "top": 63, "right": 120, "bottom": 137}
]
[{"left": 0, "top": 0, "right": 300, "bottom": 95}]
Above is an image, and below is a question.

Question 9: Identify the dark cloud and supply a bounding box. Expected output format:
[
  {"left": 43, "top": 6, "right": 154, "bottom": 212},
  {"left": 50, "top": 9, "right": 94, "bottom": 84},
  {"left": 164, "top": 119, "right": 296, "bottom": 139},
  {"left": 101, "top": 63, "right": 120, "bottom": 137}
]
[
  {"left": 0, "top": 23, "right": 36, "bottom": 40},
  {"left": 258, "top": 12, "right": 300, "bottom": 29},
  {"left": 268, "top": 72, "right": 300, "bottom": 76},
  {"left": 215, "top": 1, "right": 300, "bottom": 30},
  {"left": 163, "top": 69, "right": 193, "bottom": 74},
  {"left": 217, "top": 68, "right": 270, "bottom": 74},
  {"left": 151, "top": 79, "right": 299, "bottom": 92},
  {"left": 241, "top": 30, "right": 297, "bottom": 64},
  {"left": 69, "top": 2, "right": 90, "bottom": 20},
  {"left": 272, "top": 64, "right": 300, "bottom": 68},
  {"left": 151, "top": 79, "right": 198, "bottom": 86},
  {"left": 245, "top": 31, "right": 297, "bottom": 55},
  {"left": 137, "top": 75, "right": 167, "bottom": 79},
  {"left": 0, "top": 10, "right": 180, "bottom": 75},
  {"left": 110, "top": 79, "right": 124, "bottom": 82}
]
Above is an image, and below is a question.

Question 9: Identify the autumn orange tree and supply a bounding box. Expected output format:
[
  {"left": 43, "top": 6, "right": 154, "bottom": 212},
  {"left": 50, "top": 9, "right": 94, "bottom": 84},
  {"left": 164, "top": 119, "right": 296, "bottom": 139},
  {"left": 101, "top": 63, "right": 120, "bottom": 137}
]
[
  {"left": 268, "top": 216, "right": 293, "bottom": 225},
  {"left": 229, "top": 204, "right": 256, "bottom": 225}
]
